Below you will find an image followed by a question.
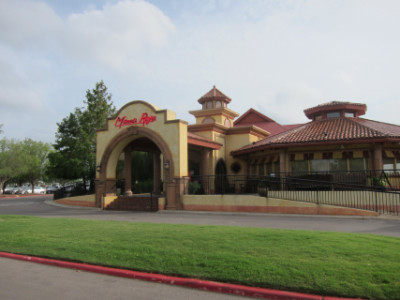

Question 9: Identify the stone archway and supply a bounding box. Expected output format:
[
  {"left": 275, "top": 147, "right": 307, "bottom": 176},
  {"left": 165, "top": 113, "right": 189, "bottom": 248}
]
[
  {"left": 96, "top": 126, "right": 179, "bottom": 209},
  {"left": 94, "top": 101, "right": 188, "bottom": 210}
]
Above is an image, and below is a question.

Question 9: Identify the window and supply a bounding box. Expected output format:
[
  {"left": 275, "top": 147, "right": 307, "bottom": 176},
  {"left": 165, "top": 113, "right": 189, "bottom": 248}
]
[
  {"left": 224, "top": 118, "right": 231, "bottom": 128},
  {"left": 383, "top": 158, "right": 395, "bottom": 173},
  {"left": 310, "top": 159, "right": 329, "bottom": 172},
  {"left": 327, "top": 111, "right": 340, "bottom": 118},
  {"left": 202, "top": 117, "right": 215, "bottom": 124},
  {"left": 291, "top": 160, "right": 308, "bottom": 174},
  {"left": 329, "top": 159, "right": 347, "bottom": 172},
  {"left": 251, "top": 164, "right": 257, "bottom": 175},
  {"left": 258, "top": 164, "right": 265, "bottom": 176},
  {"left": 206, "top": 101, "right": 213, "bottom": 109},
  {"left": 345, "top": 112, "right": 355, "bottom": 117},
  {"left": 274, "top": 161, "right": 280, "bottom": 175},
  {"left": 215, "top": 101, "right": 222, "bottom": 108},
  {"left": 349, "top": 158, "right": 368, "bottom": 171},
  {"left": 266, "top": 162, "right": 273, "bottom": 175}
]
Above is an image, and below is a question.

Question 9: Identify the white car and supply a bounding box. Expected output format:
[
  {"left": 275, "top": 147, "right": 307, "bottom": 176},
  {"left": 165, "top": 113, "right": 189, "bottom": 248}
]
[
  {"left": 3, "top": 186, "right": 17, "bottom": 194},
  {"left": 33, "top": 186, "right": 46, "bottom": 194}
]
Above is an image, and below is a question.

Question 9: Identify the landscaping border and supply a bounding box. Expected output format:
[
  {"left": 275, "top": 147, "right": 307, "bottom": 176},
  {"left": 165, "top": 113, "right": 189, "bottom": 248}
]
[{"left": 0, "top": 252, "right": 363, "bottom": 300}]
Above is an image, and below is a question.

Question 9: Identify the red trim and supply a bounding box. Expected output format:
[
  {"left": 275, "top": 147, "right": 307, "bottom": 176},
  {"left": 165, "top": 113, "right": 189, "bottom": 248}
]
[
  {"left": 231, "top": 138, "right": 400, "bottom": 157},
  {"left": 0, "top": 251, "right": 349, "bottom": 300},
  {"left": 188, "top": 138, "right": 222, "bottom": 150}
]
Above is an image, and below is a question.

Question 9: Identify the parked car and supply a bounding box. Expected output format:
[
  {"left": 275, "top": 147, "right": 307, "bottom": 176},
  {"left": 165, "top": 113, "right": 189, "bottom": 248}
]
[
  {"left": 3, "top": 185, "right": 18, "bottom": 194},
  {"left": 33, "top": 186, "right": 46, "bottom": 194},
  {"left": 13, "top": 185, "right": 45, "bottom": 194},
  {"left": 46, "top": 184, "right": 60, "bottom": 194}
]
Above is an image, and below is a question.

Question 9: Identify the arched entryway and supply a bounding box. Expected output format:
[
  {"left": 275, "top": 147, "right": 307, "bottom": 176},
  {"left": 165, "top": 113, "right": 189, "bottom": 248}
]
[
  {"left": 95, "top": 101, "right": 188, "bottom": 210},
  {"left": 215, "top": 158, "right": 228, "bottom": 193}
]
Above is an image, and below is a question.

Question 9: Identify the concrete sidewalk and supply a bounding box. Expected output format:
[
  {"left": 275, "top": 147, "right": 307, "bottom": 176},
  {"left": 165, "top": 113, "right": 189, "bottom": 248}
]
[{"left": 0, "top": 252, "right": 362, "bottom": 300}]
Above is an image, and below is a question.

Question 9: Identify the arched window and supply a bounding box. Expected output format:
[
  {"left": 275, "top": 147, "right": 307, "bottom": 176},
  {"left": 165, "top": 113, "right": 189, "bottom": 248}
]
[
  {"left": 224, "top": 118, "right": 231, "bottom": 128},
  {"left": 215, "top": 159, "right": 228, "bottom": 193},
  {"left": 202, "top": 117, "right": 215, "bottom": 124}
]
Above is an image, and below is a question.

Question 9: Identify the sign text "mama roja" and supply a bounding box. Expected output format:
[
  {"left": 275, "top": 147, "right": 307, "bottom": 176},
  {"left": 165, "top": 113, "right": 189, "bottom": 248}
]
[{"left": 114, "top": 112, "right": 157, "bottom": 129}]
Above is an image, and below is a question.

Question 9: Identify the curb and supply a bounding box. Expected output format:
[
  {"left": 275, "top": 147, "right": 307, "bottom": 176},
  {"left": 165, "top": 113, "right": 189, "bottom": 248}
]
[
  {"left": 0, "top": 194, "right": 51, "bottom": 199},
  {"left": 0, "top": 252, "right": 362, "bottom": 300},
  {"left": 44, "top": 199, "right": 101, "bottom": 210}
]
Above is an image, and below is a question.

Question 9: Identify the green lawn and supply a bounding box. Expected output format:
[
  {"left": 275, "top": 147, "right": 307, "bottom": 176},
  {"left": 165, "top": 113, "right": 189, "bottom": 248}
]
[{"left": 0, "top": 215, "right": 399, "bottom": 299}]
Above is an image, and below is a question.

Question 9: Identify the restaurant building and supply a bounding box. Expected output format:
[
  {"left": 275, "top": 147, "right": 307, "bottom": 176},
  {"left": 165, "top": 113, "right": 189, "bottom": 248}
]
[{"left": 95, "top": 86, "right": 400, "bottom": 210}]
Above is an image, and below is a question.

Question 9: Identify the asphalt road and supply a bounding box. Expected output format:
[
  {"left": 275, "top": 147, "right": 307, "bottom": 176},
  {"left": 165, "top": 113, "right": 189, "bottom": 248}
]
[{"left": 1, "top": 195, "right": 400, "bottom": 237}]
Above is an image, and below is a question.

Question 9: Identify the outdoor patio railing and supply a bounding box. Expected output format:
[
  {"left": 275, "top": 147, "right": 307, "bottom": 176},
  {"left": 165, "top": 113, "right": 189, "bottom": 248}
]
[{"left": 188, "top": 172, "right": 400, "bottom": 215}]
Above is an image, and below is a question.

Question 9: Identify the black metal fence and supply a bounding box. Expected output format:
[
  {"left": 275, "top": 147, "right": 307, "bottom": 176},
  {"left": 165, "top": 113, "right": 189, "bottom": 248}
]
[
  {"left": 53, "top": 183, "right": 90, "bottom": 200},
  {"left": 188, "top": 172, "right": 400, "bottom": 215}
]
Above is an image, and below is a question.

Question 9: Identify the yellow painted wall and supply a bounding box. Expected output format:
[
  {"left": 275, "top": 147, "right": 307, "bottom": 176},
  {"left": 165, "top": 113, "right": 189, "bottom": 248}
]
[
  {"left": 226, "top": 133, "right": 260, "bottom": 176},
  {"left": 96, "top": 101, "right": 188, "bottom": 179},
  {"left": 182, "top": 194, "right": 378, "bottom": 216},
  {"left": 103, "top": 195, "right": 118, "bottom": 208}
]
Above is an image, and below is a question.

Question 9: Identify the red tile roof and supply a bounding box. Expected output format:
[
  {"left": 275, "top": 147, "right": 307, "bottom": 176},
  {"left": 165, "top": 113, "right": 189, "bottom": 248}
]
[
  {"left": 304, "top": 101, "right": 366, "bottom": 119},
  {"left": 234, "top": 108, "right": 293, "bottom": 136},
  {"left": 232, "top": 117, "right": 400, "bottom": 155}
]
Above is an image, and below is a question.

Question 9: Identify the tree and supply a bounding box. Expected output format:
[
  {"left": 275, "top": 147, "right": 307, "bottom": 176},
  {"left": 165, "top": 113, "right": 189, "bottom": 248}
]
[
  {"left": 19, "top": 139, "right": 51, "bottom": 193},
  {"left": 79, "top": 81, "right": 116, "bottom": 190},
  {"left": 0, "top": 138, "right": 50, "bottom": 193},
  {"left": 48, "top": 81, "right": 116, "bottom": 190},
  {"left": 0, "top": 139, "right": 22, "bottom": 193},
  {"left": 47, "top": 110, "right": 85, "bottom": 181}
]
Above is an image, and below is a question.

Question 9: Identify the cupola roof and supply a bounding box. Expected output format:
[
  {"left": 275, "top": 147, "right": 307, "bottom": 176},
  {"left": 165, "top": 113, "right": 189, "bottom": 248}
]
[
  {"left": 304, "top": 101, "right": 366, "bottom": 120},
  {"left": 197, "top": 85, "right": 232, "bottom": 105}
]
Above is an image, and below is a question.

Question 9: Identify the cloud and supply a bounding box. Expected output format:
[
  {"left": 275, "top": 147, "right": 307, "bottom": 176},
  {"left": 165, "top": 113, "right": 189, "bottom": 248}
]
[
  {"left": 61, "top": 0, "right": 176, "bottom": 70},
  {"left": 0, "top": 0, "right": 176, "bottom": 142},
  {"left": 0, "top": 0, "right": 400, "bottom": 143},
  {"left": 0, "top": 0, "right": 62, "bottom": 50}
]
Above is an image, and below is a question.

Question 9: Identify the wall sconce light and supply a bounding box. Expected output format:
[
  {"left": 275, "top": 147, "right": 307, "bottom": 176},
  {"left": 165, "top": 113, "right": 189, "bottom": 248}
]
[
  {"left": 164, "top": 160, "right": 170, "bottom": 169},
  {"left": 96, "top": 164, "right": 102, "bottom": 172}
]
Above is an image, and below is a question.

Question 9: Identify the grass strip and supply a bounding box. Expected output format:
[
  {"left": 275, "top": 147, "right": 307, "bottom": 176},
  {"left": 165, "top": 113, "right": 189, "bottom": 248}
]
[{"left": 0, "top": 215, "right": 399, "bottom": 299}]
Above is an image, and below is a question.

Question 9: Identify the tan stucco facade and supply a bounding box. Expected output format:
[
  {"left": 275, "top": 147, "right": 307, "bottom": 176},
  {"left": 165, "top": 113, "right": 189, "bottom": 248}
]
[{"left": 95, "top": 101, "right": 188, "bottom": 209}]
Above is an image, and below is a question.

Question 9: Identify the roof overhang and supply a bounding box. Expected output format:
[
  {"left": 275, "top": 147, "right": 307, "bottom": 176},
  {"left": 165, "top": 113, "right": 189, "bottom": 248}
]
[
  {"left": 189, "top": 107, "right": 239, "bottom": 119},
  {"left": 187, "top": 133, "right": 222, "bottom": 150},
  {"left": 231, "top": 137, "right": 400, "bottom": 157}
]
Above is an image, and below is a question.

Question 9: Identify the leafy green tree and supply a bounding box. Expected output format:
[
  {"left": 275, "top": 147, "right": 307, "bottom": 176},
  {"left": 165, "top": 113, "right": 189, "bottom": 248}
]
[
  {"left": 79, "top": 81, "right": 116, "bottom": 190},
  {"left": 47, "top": 110, "right": 85, "bottom": 181},
  {"left": 47, "top": 81, "right": 116, "bottom": 190},
  {"left": 18, "top": 139, "right": 51, "bottom": 193},
  {"left": 0, "top": 138, "right": 50, "bottom": 193},
  {"left": 0, "top": 139, "right": 22, "bottom": 193}
]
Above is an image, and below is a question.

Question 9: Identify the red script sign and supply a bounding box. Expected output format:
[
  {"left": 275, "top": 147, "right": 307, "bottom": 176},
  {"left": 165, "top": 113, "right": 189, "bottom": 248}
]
[{"left": 114, "top": 112, "right": 156, "bottom": 129}]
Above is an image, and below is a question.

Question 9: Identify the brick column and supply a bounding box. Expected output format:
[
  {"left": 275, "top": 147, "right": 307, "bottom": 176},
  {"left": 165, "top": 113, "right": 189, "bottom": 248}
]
[
  {"left": 153, "top": 151, "right": 161, "bottom": 194},
  {"left": 200, "top": 150, "right": 210, "bottom": 194},
  {"left": 124, "top": 147, "right": 133, "bottom": 196}
]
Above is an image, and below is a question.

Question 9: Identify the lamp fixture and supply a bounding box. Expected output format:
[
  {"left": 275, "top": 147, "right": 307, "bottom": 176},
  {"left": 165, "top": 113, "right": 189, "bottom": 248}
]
[{"left": 164, "top": 160, "right": 170, "bottom": 169}]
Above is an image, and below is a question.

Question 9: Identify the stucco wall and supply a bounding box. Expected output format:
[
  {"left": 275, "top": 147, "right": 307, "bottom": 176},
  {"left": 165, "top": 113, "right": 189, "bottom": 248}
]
[
  {"left": 182, "top": 194, "right": 378, "bottom": 216},
  {"left": 96, "top": 101, "right": 188, "bottom": 179}
]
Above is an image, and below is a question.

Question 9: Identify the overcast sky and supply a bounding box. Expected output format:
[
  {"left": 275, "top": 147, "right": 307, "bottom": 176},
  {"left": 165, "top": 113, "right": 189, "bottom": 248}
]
[{"left": 1, "top": 0, "right": 399, "bottom": 144}]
